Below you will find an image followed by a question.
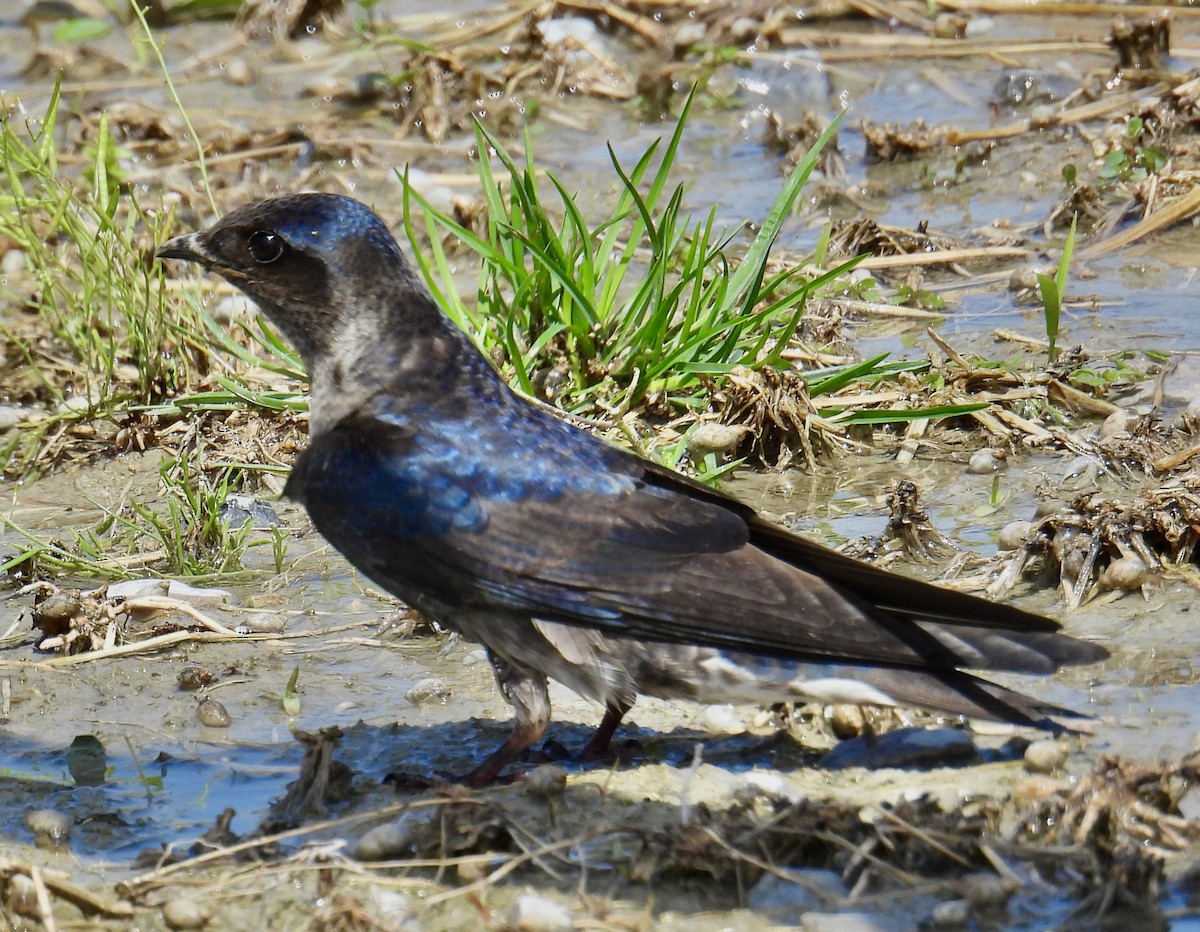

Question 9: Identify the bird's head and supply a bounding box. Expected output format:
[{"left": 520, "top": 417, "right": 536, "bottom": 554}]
[{"left": 157, "top": 193, "right": 419, "bottom": 363}]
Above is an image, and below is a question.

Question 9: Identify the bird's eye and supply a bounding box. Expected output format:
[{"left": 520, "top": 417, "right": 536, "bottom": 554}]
[{"left": 247, "top": 230, "right": 285, "bottom": 264}]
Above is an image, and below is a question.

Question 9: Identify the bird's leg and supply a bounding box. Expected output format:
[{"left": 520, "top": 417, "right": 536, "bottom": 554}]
[
  {"left": 462, "top": 652, "right": 551, "bottom": 787},
  {"left": 578, "top": 700, "right": 631, "bottom": 760}
]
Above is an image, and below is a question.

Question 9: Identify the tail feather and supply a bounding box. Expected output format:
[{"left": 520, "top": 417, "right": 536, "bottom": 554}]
[
  {"left": 915, "top": 622, "right": 1109, "bottom": 674},
  {"left": 855, "top": 665, "right": 1090, "bottom": 726}
]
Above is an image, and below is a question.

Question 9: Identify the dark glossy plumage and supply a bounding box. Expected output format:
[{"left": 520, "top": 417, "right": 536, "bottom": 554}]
[{"left": 157, "top": 193, "right": 1108, "bottom": 785}]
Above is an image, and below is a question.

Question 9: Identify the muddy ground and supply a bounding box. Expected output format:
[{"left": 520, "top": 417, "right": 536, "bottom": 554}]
[{"left": 5, "top": 0, "right": 1200, "bottom": 929}]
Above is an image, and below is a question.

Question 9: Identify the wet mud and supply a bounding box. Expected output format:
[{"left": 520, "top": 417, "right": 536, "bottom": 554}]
[{"left": 5, "top": 0, "right": 1200, "bottom": 928}]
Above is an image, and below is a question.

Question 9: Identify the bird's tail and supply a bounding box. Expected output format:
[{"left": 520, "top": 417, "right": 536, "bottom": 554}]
[
  {"left": 853, "top": 664, "right": 1093, "bottom": 727},
  {"left": 910, "top": 621, "right": 1109, "bottom": 674}
]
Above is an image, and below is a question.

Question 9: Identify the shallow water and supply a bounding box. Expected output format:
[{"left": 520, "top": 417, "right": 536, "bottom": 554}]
[{"left": 3, "top": 1, "right": 1200, "bottom": 927}]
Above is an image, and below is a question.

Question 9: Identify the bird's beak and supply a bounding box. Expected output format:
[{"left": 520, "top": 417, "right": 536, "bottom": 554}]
[{"left": 155, "top": 232, "right": 206, "bottom": 264}]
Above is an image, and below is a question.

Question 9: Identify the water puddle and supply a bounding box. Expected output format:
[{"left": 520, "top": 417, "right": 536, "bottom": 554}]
[{"left": 3, "top": 0, "right": 1200, "bottom": 927}]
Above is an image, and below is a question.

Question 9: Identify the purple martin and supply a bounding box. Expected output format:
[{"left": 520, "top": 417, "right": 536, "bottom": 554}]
[{"left": 157, "top": 193, "right": 1107, "bottom": 786}]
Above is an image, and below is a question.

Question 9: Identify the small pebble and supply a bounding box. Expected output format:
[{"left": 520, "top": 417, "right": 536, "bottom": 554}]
[
  {"left": 697, "top": 703, "right": 744, "bottom": 734},
  {"left": 0, "top": 405, "right": 31, "bottom": 430},
  {"left": 687, "top": 422, "right": 748, "bottom": 458},
  {"left": 1024, "top": 739, "right": 1067, "bottom": 774},
  {"left": 162, "top": 897, "right": 210, "bottom": 930},
  {"left": 928, "top": 899, "right": 970, "bottom": 927},
  {"left": 219, "top": 495, "right": 279, "bottom": 529},
  {"left": 2, "top": 248, "right": 27, "bottom": 275},
  {"left": 737, "top": 771, "right": 805, "bottom": 805},
  {"left": 1099, "top": 554, "right": 1153, "bottom": 591},
  {"left": 405, "top": 677, "right": 450, "bottom": 705},
  {"left": 997, "top": 520, "right": 1031, "bottom": 551},
  {"left": 222, "top": 58, "right": 253, "bottom": 86},
  {"left": 1007, "top": 265, "right": 1045, "bottom": 292},
  {"left": 538, "top": 16, "right": 597, "bottom": 47},
  {"left": 456, "top": 857, "right": 487, "bottom": 882},
  {"left": 932, "top": 13, "right": 967, "bottom": 39},
  {"left": 1099, "top": 409, "right": 1132, "bottom": 439},
  {"left": 967, "top": 448, "right": 1007, "bottom": 474},
  {"left": 461, "top": 648, "right": 489, "bottom": 666},
  {"left": 673, "top": 21, "right": 706, "bottom": 50},
  {"left": 729, "top": 17, "right": 759, "bottom": 41},
  {"left": 369, "top": 889, "right": 420, "bottom": 930},
  {"left": 355, "top": 812, "right": 433, "bottom": 861},
  {"left": 7, "top": 873, "right": 36, "bottom": 917},
  {"left": 963, "top": 14, "right": 994, "bottom": 36},
  {"left": 525, "top": 764, "right": 568, "bottom": 798},
  {"left": 196, "top": 698, "right": 231, "bottom": 728},
  {"left": 401, "top": 168, "right": 457, "bottom": 213},
  {"left": 829, "top": 704, "right": 866, "bottom": 738},
  {"left": 57, "top": 394, "right": 93, "bottom": 414},
  {"left": 238, "top": 613, "right": 286, "bottom": 634},
  {"left": 964, "top": 872, "right": 1013, "bottom": 909},
  {"left": 507, "top": 893, "right": 573, "bottom": 932},
  {"left": 25, "top": 809, "right": 72, "bottom": 850}
]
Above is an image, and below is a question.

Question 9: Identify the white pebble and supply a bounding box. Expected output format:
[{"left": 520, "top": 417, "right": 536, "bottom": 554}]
[
  {"left": 997, "top": 521, "right": 1031, "bottom": 551},
  {"left": 967, "top": 448, "right": 1007, "bottom": 474},
  {"left": 688, "top": 422, "right": 747, "bottom": 457},
  {"left": 1099, "top": 409, "right": 1132, "bottom": 438},
  {"left": 964, "top": 15, "right": 995, "bottom": 37},
  {"left": 928, "top": 899, "right": 970, "bottom": 927},
  {"left": 355, "top": 812, "right": 434, "bottom": 861},
  {"left": 1024, "top": 739, "right": 1067, "bottom": 774},
  {"left": 57, "top": 395, "right": 93, "bottom": 414},
  {"left": 538, "top": 16, "right": 597, "bottom": 46},
  {"left": 1, "top": 248, "right": 26, "bottom": 275},
  {"left": 405, "top": 677, "right": 449, "bottom": 705},
  {"left": 507, "top": 893, "right": 573, "bottom": 932},
  {"left": 673, "top": 22, "right": 706, "bottom": 49},
  {"left": 0, "top": 405, "right": 31, "bottom": 430},
  {"left": 697, "top": 703, "right": 745, "bottom": 734},
  {"left": 162, "top": 898, "right": 210, "bottom": 930},
  {"left": 25, "top": 808, "right": 72, "bottom": 848},
  {"left": 1099, "top": 554, "right": 1153, "bottom": 591},
  {"left": 964, "top": 872, "right": 1012, "bottom": 908}
]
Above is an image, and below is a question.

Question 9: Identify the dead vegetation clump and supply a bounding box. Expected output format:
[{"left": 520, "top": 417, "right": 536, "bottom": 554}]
[
  {"left": 1009, "top": 751, "right": 1200, "bottom": 912},
  {"left": 712, "top": 366, "right": 826, "bottom": 470},
  {"left": 237, "top": 0, "right": 348, "bottom": 41},
  {"left": 983, "top": 480, "right": 1200, "bottom": 611},
  {"left": 825, "top": 217, "right": 965, "bottom": 263}
]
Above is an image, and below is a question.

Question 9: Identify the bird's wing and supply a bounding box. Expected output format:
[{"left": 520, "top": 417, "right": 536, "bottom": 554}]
[{"left": 288, "top": 409, "right": 1103, "bottom": 674}]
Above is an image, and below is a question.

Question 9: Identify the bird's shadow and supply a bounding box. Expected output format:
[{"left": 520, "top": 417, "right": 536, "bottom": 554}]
[{"left": 328, "top": 715, "right": 996, "bottom": 788}]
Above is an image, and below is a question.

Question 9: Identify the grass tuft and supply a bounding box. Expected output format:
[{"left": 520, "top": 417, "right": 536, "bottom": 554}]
[{"left": 403, "top": 90, "right": 861, "bottom": 419}]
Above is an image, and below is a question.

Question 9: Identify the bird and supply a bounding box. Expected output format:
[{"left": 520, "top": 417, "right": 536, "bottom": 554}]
[{"left": 156, "top": 193, "right": 1108, "bottom": 786}]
